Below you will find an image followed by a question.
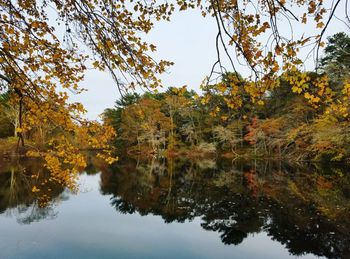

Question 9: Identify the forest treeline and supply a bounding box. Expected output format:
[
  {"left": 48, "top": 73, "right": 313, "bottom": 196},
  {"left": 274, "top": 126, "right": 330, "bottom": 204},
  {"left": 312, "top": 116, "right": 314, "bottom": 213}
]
[
  {"left": 103, "top": 32, "right": 350, "bottom": 163},
  {"left": 0, "top": 32, "right": 349, "bottom": 163}
]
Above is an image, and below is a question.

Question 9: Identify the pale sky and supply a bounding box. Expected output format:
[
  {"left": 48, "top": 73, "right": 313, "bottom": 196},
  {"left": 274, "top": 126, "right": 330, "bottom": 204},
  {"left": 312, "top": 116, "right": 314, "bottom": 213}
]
[
  {"left": 71, "top": 5, "right": 349, "bottom": 120},
  {"left": 74, "top": 9, "right": 218, "bottom": 120}
]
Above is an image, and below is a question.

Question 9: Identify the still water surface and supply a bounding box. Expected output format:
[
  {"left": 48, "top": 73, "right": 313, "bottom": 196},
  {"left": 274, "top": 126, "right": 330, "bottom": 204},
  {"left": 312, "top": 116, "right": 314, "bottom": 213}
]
[{"left": 0, "top": 157, "right": 349, "bottom": 259}]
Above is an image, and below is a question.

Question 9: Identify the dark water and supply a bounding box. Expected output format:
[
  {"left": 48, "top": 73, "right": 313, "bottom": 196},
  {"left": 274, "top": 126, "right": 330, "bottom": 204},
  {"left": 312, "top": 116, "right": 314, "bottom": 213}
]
[{"left": 0, "top": 157, "right": 349, "bottom": 259}]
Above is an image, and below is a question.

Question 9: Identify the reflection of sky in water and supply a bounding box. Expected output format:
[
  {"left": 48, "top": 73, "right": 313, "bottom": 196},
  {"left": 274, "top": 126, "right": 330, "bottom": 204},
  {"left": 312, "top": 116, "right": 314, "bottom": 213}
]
[{"left": 0, "top": 173, "right": 323, "bottom": 259}]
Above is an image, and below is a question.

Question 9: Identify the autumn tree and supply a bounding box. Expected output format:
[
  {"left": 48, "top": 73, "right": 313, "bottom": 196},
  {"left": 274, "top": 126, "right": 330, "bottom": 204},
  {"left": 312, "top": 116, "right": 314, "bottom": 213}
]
[
  {"left": 103, "top": 93, "right": 140, "bottom": 148},
  {"left": 308, "top": 114, "right": 349, "bottom": 161},
  {"left": 163, "top": 88, "right": 191, "bottom": 150},
  {"left": 244, "top": 117, "right": 265, "bottom": 155},
  {"left": 213, "top": 124, "right": 241, "bottom": 155},
  {"left": 0, "top": 92, "right": 18, "bottom": 137},
  {"left": 121, "top": 97, "right": 171, "bottom": 154}
]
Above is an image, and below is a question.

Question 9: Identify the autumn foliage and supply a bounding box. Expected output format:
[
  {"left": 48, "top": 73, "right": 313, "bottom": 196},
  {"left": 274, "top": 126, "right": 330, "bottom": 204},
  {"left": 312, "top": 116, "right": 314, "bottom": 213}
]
[{"left": 104, "top": 33, "right": 350, "bottom": 163}]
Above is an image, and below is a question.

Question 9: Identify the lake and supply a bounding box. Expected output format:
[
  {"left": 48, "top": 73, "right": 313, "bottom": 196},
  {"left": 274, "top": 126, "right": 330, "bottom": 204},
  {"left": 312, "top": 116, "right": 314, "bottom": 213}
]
[{"left": 0, "top": 157, "right": 349, "bottom": 259}]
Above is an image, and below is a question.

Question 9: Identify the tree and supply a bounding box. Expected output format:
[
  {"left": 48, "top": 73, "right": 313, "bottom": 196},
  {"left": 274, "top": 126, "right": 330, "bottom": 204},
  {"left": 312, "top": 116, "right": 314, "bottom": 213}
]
[
  {"left": 213, "top": 124, "right": 241, "bottom": 155},
  {"left": 308, "top": 114, "right": 350, "bottom": 162},
  {"left": 319, "top": 32, "right": 350, "bottom": 97},
  {"left": 244, "top": 117, "right": 266, "bottom": 155},
  {"left": 320, "top": 32, "right": 350, "bottom": 81},
  {"left": 121, "top": 98, "right": 171, "bottom": 153},
  {"left": 164, "top": 89, "right": 190, "bottom": 150},
  {"left": 0, "top": 92, "right": 18, "bottom": 137},
  {"left": 103, "top": 93, "right": 140, "bottom": 149}
]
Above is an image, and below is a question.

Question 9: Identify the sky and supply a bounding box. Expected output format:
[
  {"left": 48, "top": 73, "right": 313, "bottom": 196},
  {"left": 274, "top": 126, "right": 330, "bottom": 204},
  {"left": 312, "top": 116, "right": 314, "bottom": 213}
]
[
  {"left": 71, "top": 4, "right": 349, "bottom": 120},
  {"left": 73, "top": 9, "right": 218, "bottom": 120}
]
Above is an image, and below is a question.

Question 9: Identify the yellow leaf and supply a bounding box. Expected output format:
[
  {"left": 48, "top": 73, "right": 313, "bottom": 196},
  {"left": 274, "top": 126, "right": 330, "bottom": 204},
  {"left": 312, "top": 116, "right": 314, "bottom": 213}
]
[
  {"left": 316, "top": 22, "right": 324, "bottom": 28},
  {"left": 32, "top": 186, "right": 40, "bottom": 193}
]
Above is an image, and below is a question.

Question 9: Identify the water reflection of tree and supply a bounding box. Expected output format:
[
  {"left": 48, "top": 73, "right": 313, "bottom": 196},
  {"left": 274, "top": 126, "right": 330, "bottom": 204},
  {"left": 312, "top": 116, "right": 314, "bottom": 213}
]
[
  {"left": 99, "top": 158, "right": 350, "bottom": 258},
  {"left": 0, "top": 159, "right": 67, "bottom": 224}
]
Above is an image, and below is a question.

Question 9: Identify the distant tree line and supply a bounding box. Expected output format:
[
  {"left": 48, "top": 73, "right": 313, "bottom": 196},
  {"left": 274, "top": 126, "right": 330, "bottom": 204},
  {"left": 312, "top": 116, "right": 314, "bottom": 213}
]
[{"left": 103, "top": 33, "right": 350, "bottom": 163}]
